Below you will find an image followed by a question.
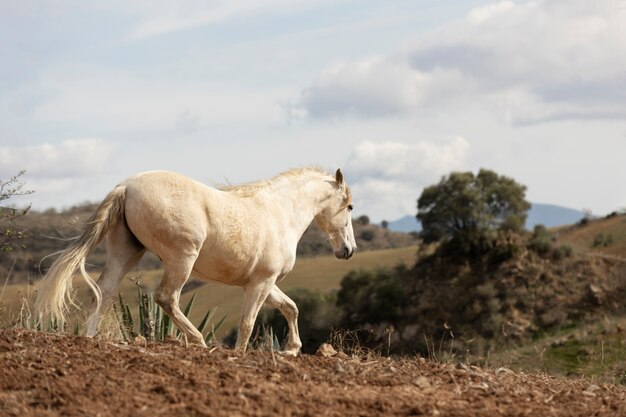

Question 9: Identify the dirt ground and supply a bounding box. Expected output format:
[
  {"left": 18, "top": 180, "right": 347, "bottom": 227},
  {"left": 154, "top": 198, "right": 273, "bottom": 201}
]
[{"left": 1, "top": 328, "right": 626, "bottom": 417}]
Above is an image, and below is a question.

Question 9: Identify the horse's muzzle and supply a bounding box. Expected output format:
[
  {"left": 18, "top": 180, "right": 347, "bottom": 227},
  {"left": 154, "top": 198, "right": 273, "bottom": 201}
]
[{"left": 335, "top": 246, "right": 357, "bottom": 260}]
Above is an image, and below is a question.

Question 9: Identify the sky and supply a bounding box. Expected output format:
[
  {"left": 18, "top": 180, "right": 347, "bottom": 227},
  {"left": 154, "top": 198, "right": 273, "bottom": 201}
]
[{"left": 1, "top": 0, "right": 626, "bottom": 222}]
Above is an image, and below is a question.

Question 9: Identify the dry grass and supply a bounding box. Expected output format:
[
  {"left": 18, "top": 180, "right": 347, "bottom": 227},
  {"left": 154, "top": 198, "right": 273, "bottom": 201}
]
[
  {"left": 556, "top": 214, "right": 626, "bottom": 257},
  {"left": 0, "top": 246, "right": 418, "bottom": 335}
]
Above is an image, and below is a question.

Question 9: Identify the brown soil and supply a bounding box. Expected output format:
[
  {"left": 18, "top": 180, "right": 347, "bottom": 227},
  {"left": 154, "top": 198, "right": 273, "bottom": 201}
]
[{"left": 1, "top": 328, "right": 625, "bottom": 417}]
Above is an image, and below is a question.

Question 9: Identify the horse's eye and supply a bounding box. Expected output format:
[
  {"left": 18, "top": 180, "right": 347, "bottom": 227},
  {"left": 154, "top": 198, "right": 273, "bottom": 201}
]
[{"left": 348, "top": 204, "right": 353, "bottom": 211}]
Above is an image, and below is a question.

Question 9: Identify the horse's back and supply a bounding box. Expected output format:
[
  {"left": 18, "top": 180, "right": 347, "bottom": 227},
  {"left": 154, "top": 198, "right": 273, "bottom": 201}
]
[{"left": 122, "top": 171, "right": 217, "bottom": 259}]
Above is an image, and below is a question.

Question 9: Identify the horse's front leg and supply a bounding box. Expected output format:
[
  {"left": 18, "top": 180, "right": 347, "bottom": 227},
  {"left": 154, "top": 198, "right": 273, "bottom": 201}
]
[
  {"left": 156, "top": 254, "right": 206, "bottom": 347},
  {"left": 235, "top": 278, "right": 276, "bottom": 353},
  {"left": 264, "top": 285, "right": 302, "bottom": 356}
]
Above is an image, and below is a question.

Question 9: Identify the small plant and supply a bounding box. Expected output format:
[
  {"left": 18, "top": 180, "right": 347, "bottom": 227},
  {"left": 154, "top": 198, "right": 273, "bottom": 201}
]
[
  {"left": 528, "top": 224, "right": 553, "bottom": 256},
  {"left": 115, "top": 287, "right": 226, "bottom": 344},
  {"left": 552, "top": 245, "right": 573, "bottom": 260},
  {"left": 329, "top": 328, "right": 381, "bottom": 357},
  {"left": 250, "top": 324, "right": 281, "bottom": 351},
  {"left": 592, "top": 233, "right": 613, "bottom": 248},
  {"left": 421, "top": 325, "right": 457, "bottom": 363},
  {"left": 0, "top": 170, "right": 33, "bottom": 254}
]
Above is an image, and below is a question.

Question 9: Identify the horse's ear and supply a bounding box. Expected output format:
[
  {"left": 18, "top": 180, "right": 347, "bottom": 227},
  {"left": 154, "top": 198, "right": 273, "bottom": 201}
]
[{"left": 335, "top": 169, "right": 344, "bottom": 186}]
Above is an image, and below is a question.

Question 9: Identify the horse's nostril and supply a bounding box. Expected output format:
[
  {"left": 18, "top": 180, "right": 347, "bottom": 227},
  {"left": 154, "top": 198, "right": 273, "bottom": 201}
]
[{"left": 343, "top": 247, "right": 350, "bottom": 259}]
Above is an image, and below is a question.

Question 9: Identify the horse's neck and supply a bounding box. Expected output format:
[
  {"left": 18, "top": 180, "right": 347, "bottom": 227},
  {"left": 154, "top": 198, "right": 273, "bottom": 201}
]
[{"left": 264, "top": 174, "right": 333, "bottom": 237}]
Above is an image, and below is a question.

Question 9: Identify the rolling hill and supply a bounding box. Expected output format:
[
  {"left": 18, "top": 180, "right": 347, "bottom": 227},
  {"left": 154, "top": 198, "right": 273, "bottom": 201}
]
[
  {"left": 0, "top": 245, "right": 419, "bottom": 335},
  {"left": 555, "top": 212, "right": 626, "bottom": 257},
  {"left": 0, "top": 203, "right": 417, "bottom": 285}
]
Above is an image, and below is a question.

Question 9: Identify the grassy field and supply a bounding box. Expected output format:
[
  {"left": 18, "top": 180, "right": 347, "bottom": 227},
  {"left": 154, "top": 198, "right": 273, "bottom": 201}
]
[
  {"left": 486, "top": 314, "right": 626, "bottom": 384},
  {"left": 0, "top": 246, "right": 419, "bottom": 335}
]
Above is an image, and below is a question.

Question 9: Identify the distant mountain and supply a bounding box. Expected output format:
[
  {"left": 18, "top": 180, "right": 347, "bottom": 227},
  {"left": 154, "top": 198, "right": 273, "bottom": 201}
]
[
  {"left": 387, "top": 215, "right": 421, "bottom": 233},
  {"left": 386, "top": 203, "right": 585, "bottom": 233},
  {"left": 525, "top": 203, "right": 585, "bottom": 229}
]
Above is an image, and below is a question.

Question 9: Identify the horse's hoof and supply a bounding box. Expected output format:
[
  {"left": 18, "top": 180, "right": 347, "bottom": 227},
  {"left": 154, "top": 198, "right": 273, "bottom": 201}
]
[{"left": 279, "top": 349, "right": 299, "bottom": 357}]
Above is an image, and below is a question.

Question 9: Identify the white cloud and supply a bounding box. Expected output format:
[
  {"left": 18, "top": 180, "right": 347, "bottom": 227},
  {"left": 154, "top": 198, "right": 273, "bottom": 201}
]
[
  {"left": 350, "top": 178, "right": 418, "bottom": 223},
  {"left": 0, "top": 139, "right": 114, "bottom": 179},
  {"left": 293, "top": 0, "right": 626, "bottom": 125},
  {"left": 295, "top": 57, "right": 424, "bottom": 119},
  {"left": 346, "top": 137, "right": 470, "bottom": 221},
  {"left": 347, "top": 137, "right": 469, "bottom": 181}
]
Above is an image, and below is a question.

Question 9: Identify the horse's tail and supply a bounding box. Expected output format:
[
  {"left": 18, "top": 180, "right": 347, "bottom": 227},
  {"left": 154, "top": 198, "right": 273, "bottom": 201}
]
[{"left": 35, "top": 185, "right": 127, "bottom": 325}]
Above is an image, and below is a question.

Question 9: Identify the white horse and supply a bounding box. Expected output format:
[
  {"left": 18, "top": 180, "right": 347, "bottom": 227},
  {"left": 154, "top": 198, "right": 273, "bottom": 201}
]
[{"left": 35, "top": 168, "right": 356, "bottom": 355}]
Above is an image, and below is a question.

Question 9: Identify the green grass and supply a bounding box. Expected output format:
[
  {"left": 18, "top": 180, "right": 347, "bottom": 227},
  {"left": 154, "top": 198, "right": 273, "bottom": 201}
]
[{"left": 486, "top": 315, "right": 626, "bottom": 384}]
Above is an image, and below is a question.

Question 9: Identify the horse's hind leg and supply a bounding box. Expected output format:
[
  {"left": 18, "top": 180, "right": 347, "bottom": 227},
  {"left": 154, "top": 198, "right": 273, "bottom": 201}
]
[
  {"left": 155, "top": 255, "right": 206, "bottom": 347},
  {"left": 264, "top": 285, "right": 302, "bottom": 356},
  {"left": 86, "top": 222, "right": 145, "bottom": 337}
]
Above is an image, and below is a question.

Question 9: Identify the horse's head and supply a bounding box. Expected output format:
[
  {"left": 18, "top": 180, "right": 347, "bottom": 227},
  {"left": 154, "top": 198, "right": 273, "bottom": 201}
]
[{"left": 315, "top": 169, "right": 357, "bottom": 260}]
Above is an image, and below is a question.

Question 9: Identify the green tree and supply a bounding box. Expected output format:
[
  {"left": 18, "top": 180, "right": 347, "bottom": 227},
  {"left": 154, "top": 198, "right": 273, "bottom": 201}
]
[
  {"left": 356, "top": 215, "right": 370, "bottom": 226},
  {"left": 417, "top": 169, "right": 530, "bottom": 255}
]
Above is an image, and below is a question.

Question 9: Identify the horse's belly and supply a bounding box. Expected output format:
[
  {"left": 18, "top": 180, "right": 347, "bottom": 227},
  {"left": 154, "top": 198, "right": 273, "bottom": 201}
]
[
  {"left": 190, "top": 249, "right": 256, "bottom": 286},
  {"left": 191, "top": 241, "right": 293, "bottom": 287},
  {"left": 191, "top": 266, "right": 248, "bottom": 286}
]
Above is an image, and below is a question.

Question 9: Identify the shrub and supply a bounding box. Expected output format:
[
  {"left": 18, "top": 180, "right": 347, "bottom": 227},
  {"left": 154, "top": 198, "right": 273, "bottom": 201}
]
[
  {"left": 528, "top": 224, "right": 553, "bottom": 256},
  {"left": 552, "top": 245, "right": 573, "bottom": 260},
  {"left": 552, "top": 245, "right": 573, "bottom": 261},
  {"left": 1, "top": 171, "right": 33, "bottom": 254},
  {"left": 360, "top": 229, "right": 375, "bottom": 241},
  {"left": 488, "top": 242, "right": 520, "bottom": 264},
  {"left": 592, "top": 233, "right": 613, "bottom": 248},
  {"left": 337, "top": 265, "right": 411, "bottom": 326},
  {"left": 357, "top": 215, "right": 370, "bottom": 226}
]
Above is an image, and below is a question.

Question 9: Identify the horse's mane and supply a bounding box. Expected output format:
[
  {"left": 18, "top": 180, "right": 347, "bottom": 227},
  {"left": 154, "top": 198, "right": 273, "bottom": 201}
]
[{"left": 221, "top": 167, "right": 330, "bottom": 197}]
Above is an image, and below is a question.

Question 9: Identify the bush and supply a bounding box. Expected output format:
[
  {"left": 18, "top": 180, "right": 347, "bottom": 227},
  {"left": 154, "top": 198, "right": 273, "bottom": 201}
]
[
  {"left": 1, "top": 171, "right": 32, "bottom": 254},
  {"left": 528, "top": 224, "right": 554, "bottom": 256},
  {"left": 360, "top": 229, "right": 375, "bottom": 241},
  {"left": 357, "top": 215, "right": 370, "bottom": 226},
  {"left": 337, "top": 265, "right": 411, "bottom": 326},
  {"left": 552, "top": 245, "right": 573, "bottom": 261},
  {"left": 592, "top": 233, "right": 613, "bottom": 248},
  {"left": 488, "top": 242, "right": 521, "bottom": 264}
]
